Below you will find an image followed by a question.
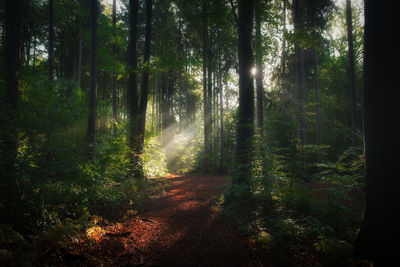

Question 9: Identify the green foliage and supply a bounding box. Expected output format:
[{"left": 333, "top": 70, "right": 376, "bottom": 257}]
[{"left": 143, "top": 135, "right": 167, "bottom": 177}]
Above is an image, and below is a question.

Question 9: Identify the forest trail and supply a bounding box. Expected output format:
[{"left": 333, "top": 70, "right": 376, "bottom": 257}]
[{"left": 60, "top": 174, "right": 270, "bottom": 266}]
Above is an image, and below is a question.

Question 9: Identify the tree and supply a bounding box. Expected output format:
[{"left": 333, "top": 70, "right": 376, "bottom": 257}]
[
  {"left": 345, "top": 0, "right": 357, "bottom": 147},
  {"left": 127, "top": 0, "right": 140, "bottom": 175},
  {"left": 234, "top": 0, "right": 254, "bottom": 184},
  {"left": 111, "top": 0, "right": 118, "bottom": 127},
  {"left": 355, "top": 0, "right": 399, "bottom": 264},
  {"left": 48, "top": 0, "right": 54, "bottom": 91},
  {"left": 312, "top": 48, "right": 322, "bottom": 163},
  {"left": 86, "top": 0, "right": 98, "bottom": 159},
  {"left": 2, "top": 0, "right": 22, "bottom": 222},
  {"left": 138, "top": 0, "right": 153, "bottom": 152},
  {"left": 293, "top": 0, "right": 307, "bottom": 154},
  {"left": 202, "top": 0, "right": 210, "bottom": 172},
  {"left": 254, "top": 0, "right": 263, "bottom": 137}
]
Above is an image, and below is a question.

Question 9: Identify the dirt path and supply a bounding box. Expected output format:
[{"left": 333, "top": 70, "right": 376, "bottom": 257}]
[{"left": 62, "top": 174, "right": 269, "bottom": 266}]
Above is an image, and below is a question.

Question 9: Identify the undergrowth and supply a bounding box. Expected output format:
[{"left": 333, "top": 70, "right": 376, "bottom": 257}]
[{"left": 222, "top": 145, "right": 365, "bottom": 266}]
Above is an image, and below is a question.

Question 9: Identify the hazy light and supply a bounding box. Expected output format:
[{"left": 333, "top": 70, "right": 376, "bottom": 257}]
[{"left": 251, "top": 67, "right": 257, "bottom": 76}]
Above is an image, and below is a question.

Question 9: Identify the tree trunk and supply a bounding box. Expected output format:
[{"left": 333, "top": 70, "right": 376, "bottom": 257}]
[
  {"left": 207, "top": 38, "right": 213, "bottom": 154},
  {"left": 48, "top": 0, "right": 54, "bottom": 91},
  {"left": 138, "top": 0, "right": 153, "bottom": 152},
  {"left": 111, "top": 0, "right": 118, "bottom": 126},
  {"left": 127, "top": 0, "right": 140, "bottom": 175},
  {"left": 293, "top": 0, "right": 307, "bottom": 166},
  {"left": 313, "top": 48, "right": 322, "bottom": 164},
  {"left": 235, "top": 0, "right": 254, "bottom": 184},
  {"left": 255, "top": 0, "right": 263, "bottom": 137},
  {"left": 281, "top": 0, "right": 287, "bottom": 90},
  {"left": 218, "top": 29, "right": 224, "bottom": 172},
  {"left": 77, "top": 30, "right": 83, "bottom": 88},
  {"left": 202, "top": 0, "right": 210, "bottom": 172},
  {"left": 2, "top": 0, "right": 22, "bottom": 221},
  {"left": 161, "top": 73, "right": 168, "bottom": 147},
  {"left": 346, "top": 0, "right": 357, "bottom": 147},
  {"left": 354, "top": 1, "right": 399, "bottom": 264},
  {"left": 86, "top": 0, "right": 98, "bottom": 159}
]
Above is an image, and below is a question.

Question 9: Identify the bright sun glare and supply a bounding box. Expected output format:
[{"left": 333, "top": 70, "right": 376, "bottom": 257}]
[{"left": 251, "top": 67, "right": 257, "bottom": 76}]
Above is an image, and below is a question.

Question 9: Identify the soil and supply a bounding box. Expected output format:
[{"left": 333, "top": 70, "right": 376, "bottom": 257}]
[{"left": 52, "top": 174, "right": 276, "bottom": 266}]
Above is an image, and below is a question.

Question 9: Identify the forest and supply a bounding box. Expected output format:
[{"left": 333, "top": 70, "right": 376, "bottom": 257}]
[{"left": 0, "top": 0, "right": 398, "bottom": 266}]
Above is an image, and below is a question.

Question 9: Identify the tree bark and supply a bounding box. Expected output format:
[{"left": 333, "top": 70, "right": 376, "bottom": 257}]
[
  {"left": 255, "top": 0, "right": 263, "bottom": 137},
  {"left": 77, "top": 30, "right": 83, "bottom": 88},
  {"left": 281, "top": 0, "right": 287, "bottom": 83},
  {"left": 48, "top": 0, "right": 54, "bottom": 91},
  {"left": 202, "top": 0, "right": 210, "bottom": 172},
  {"left": 161, "top": 73, "right": 169, "bottom": 147},
  {"left": 138, "top": 0, "right": 153, "bottom": 152},
  {"left": 111, "top": 0, "right": 118, "bottom": 126},
  {"left": 355, "top": 1, "right": 399, "bottom": 264},
  {"left": 127, "top": 0, "right": 140, "bottom": 174},
  {"left": 218, "top": 29, "right": 224, "bottom": 171},
  {"left": 293, "top": 0, "right": 307, "bottom": 165},
  {"left": 235, "top": 0, "right": 254, "bottom": 184},
  {"left": 313, "top": 48, "right": 322, "bottom": 163},
  {"left": 346, "top": 0, "right": 357, "bottom": 147},
  {"left": 86, "top": 0, "right": 98, "bottom": 159},
  {"left": 2, "top": 0, "right": 22, "bottom": 220}
]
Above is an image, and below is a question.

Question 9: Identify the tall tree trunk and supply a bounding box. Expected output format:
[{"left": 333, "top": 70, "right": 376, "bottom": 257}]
[
  {"left": 202, "top": 0, "right": 210, "bottom": 172},
  {"left": 299, "top": 48, "right": 307, "bottom": 146},
  {"left": 235, "top": 0, "right": 254, "bottom": 184},
  {"left": 346, "top": 0, "right": 357, "bottom": 147},
  {"left": 218, "top": 29, "right": 224, "bottom": 171},
  {"left": 293, "top": 0, "right": 307, "bottom": 165},
  {"left": 281, "top": 0, "right": 287, "bottom": 89},
  {"left": 33, "top": 37, "right": 37, "bottom": 68},
  {"left": 207, "top": 38, "right": 213, "bottom": 153},
  {"left": 77, "top": 30, "right": 83, "bottom": 88},
  {"left": 127, "top": 0, "right": 140, "bottom": 175},
  {"left": 138, "top": 0, "right": 152, "bottom": 152},
  {"left": 111, "top": 0, "right": 118, "bottom": 127},
  {"left": 86, "top": 0, "right": 98, "bottom": 159},
  {"left": 48, "top": 0, "right": 54, "bottom": 91},
  {"left": 355, "top": 1, "right": 399, "bottom": 264},
  {"left": 2, "top": 0, "right": 22, "bottom": 221},
  {"left": 161, "top": 73, "right": 168, "bottom": 147},
  {"left": 255, "top": 0, "right": 263, "bottom": 137},
  {"left": 313, "top": 48, "right": 322, "bottom": 163}
]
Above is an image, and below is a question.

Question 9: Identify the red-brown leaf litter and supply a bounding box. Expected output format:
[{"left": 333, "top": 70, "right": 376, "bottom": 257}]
[{"left": 56, "top": 174, "right": 275, "bottom": 266}]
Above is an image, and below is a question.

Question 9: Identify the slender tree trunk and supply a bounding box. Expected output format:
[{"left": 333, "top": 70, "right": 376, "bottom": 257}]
[
  {"left": 355, "top": 1, "right": 399, "bottom": 264},
  {"left": 86, "top": 0, "right": 98, "bottom": 159},
  {"left": 32, "top": 37, "right": 37, "bottom": 68},
  {"left": 2, "top": 0, "right": 22, "bottom": 221},
  {"left": 207, "top": 43, "right": 213, "bottom": 153},
  {"left": 138, "top": 0, "right": 152, "bottom": 153},
  {"left": 161, "top": 73, "right": 168, "bottom": 147},
  {"left": 281, "top": 0, "right": 287, "bottom": 90},
  {"left": 152, "top": 75, "right": 156, "bottom": 131},
  {"left": 346, "top": 0, "right": 357, "bottom": 147},
  {"left": 255, "top": 0, "right": 263, "bottom": 137},
  {"left": 218, "top": 29, "right": 224, "bottom": 171},
  {"left": 313, "top": 48, "right": 322, "bottom": 163},
  {"left": 299, "top": 48, "right": 307, "bottom": 146},
  {"left": 26, "top": 33, "right": 31, "bottom": 67},
  {"left": 202, "top": 0, "right": 209, "bottom": 172},
  {"left": 77, "top": 30, "right": 83, "bottom": 88},
  {"left": 111, "top": 0, "right": 118, "bottom": 127},
  {"left": 293, "top": 0, "right": 307, "bottom": 166},
  {"left": 128, "top": 0, "right": 140, "bottom": 174},
  {"left": 48, "top": 0, "right": 54, "bottom": 91},
  {"left": 235, "top": 0, "right": 254, "bottom": 184}
]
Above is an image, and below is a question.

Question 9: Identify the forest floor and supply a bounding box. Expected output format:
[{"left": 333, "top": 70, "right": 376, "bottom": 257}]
[{"left": 44, "top": 174, "right": 287, "bottom": 266}]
